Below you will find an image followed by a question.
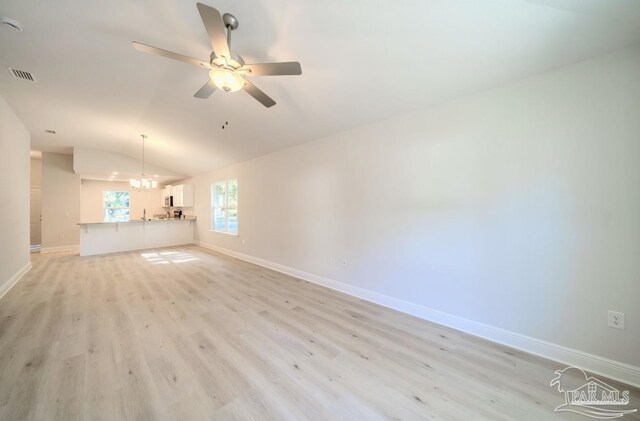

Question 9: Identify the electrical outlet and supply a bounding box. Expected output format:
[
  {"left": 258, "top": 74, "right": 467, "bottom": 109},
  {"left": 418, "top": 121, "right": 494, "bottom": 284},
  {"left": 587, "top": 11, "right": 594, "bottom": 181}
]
[{"left": 608, "top": 311, "right": 625, "bottom": 330}]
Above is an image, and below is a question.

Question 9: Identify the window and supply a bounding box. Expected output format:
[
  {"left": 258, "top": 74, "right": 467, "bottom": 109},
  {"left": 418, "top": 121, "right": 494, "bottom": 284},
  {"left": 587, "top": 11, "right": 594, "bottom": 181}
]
[
  {"left": 211, "top": 179, "right": 238, "bottom": 234},
  {"left": 103, "top": 191, "right": 130, "bottom": 222}
]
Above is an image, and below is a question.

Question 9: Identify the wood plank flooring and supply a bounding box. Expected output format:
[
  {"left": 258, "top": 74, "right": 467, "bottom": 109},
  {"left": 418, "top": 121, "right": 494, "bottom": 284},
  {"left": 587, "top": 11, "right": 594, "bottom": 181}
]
[{"left": 0, "top": 245, "right": 638, "bottom": 420}]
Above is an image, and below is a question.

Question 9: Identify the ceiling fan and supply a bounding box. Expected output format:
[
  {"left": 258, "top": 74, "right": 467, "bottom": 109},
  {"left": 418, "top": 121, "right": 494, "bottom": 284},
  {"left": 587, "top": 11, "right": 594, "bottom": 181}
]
[{"left": 132, "top": 2, "right": 301, "bottom": 108}]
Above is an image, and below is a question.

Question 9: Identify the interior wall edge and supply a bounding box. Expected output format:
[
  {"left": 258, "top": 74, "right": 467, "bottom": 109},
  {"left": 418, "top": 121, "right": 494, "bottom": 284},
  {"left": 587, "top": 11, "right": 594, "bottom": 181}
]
[
  {"left": 195, "top": 240, "right": 640, "bottom": 389},
  {"left": 0, "top": 94, "right": 30, "bottom": 295},
  {"left": 0, "top": 261, "right": 31, "bottom": 301}
]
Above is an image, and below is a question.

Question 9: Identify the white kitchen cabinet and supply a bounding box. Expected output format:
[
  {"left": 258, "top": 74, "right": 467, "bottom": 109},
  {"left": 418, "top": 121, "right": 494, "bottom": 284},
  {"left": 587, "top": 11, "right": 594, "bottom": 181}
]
[
  {"left": 161, "top": 185, "right": 172, "bottom": 207},
  {"left": 172, "top": 184, "right": 194, "bottom": 207}
]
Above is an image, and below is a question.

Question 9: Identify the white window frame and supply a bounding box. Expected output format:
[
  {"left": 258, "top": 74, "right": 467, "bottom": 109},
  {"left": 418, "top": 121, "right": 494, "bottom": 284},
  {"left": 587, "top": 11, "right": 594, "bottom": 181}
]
[
  {"left": 211, "top": 179, "right": 238, "bottom": 234},
  {"left": 103, "top": 191, "right": 131, "bottom": 222}
]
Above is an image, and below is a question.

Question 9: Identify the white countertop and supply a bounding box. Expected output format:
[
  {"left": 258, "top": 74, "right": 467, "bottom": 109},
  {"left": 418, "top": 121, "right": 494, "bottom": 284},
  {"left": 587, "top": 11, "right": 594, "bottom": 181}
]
[{"left": 78, "top": 217, "right": 196, "bottom": 225}]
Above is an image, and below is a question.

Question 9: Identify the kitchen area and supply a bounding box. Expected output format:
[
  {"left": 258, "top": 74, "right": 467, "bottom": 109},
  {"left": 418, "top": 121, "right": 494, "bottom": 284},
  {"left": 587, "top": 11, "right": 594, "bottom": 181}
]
[
  {"left": 78, "top": 182, "right": 196, "bottom": 256},
  {"left": 30, "top": 145, "right": 197, "bottom": 257}
]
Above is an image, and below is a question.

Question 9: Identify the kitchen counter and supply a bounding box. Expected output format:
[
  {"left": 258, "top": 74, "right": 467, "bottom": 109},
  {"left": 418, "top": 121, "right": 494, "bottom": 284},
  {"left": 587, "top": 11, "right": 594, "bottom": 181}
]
[
  {"left": 78, "top": 217, "right": 196, "bottom": 256},
  {"left": 78, "top": 217, "right": 196, "bottom": 225},
  {"left": 78, "top": 216, "right": 196, "bottom": 225}
]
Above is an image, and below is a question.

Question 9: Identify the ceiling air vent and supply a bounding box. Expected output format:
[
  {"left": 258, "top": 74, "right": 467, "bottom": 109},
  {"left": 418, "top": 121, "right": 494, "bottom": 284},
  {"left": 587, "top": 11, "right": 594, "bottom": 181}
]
[{"left": 8, "top": 67, "right": 36, "bottom": 82}]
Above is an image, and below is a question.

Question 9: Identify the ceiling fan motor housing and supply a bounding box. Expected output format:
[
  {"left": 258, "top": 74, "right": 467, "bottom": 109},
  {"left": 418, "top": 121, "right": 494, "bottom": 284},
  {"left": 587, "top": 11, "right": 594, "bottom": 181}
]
[{"left": 210, "top": 51, "right": 244, "bottom": 69}]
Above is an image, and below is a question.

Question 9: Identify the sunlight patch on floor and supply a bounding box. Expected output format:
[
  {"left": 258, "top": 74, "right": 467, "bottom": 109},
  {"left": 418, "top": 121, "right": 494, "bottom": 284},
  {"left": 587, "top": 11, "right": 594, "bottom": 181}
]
[{"left": 141, "top": 251, "right": 199, "bottom": 264}]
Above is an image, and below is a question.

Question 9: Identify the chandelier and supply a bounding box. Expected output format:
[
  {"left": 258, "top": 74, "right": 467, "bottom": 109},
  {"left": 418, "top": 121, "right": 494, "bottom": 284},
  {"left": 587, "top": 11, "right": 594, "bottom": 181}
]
[{"left": 130, "top": 134, "right": 157, "bottom": 191}]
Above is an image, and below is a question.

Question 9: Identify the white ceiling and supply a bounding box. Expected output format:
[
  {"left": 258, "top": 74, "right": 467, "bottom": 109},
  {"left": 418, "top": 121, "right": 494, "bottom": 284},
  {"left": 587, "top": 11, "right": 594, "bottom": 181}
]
[{"left": 2, "top": 0, "right": 640, "bottom": 176}]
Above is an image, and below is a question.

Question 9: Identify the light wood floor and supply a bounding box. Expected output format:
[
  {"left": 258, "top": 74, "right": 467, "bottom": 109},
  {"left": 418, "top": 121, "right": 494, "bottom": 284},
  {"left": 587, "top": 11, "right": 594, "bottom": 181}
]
[{"left": 1, "top": 246, "right": 638, "bottom": 420}]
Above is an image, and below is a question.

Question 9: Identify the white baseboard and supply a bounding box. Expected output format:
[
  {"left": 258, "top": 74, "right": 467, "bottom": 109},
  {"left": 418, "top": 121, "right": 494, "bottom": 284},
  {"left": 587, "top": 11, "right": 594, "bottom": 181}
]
[
  {"left": 40, "top": 244, "right": 79, "bottom": 254},
  {"left": 195, "top": 240, "right": 640, "bottom": 389},
  {"left": 0, "top": 261, "right": 32, "bottom": 301}
]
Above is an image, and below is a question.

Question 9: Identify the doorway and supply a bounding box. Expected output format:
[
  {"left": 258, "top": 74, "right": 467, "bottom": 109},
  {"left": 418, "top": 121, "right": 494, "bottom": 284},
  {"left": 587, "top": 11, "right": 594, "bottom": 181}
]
[
  {"left": 30, "top": 155, "right": 42, "bottom": 251},
  {"left": 30, "top": 187, "right": 41, "bottom": 249}
]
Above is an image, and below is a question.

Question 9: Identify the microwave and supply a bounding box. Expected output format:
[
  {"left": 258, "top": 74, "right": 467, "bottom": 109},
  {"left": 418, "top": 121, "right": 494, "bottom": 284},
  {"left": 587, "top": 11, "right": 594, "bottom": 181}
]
[{"left": 164, "top": 195, "right": 173, "bottom": 207}]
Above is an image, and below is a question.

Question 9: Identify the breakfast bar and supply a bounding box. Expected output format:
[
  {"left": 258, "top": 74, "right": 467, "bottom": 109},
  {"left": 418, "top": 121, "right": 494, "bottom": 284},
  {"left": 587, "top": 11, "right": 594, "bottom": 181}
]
[{"left": 78, "top": 218, "right": 195, "bottom": 256}]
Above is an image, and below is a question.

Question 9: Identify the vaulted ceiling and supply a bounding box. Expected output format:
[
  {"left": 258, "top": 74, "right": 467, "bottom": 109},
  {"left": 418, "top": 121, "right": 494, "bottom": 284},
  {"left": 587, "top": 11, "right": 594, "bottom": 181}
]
[{"left": 2, "top": 0, "right": 640, "bottom": 176}]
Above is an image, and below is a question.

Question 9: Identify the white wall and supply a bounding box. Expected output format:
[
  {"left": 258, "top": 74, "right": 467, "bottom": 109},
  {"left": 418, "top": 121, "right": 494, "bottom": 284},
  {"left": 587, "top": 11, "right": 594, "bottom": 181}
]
[
  {"left": 41, "top": 153, "right": 81, "bottom": 249},
  {"left": 188, "top": 45, "right": 640, "bottom": 371},
  {"left": 0, "top": 95, "right": 30, "bottom": 292},
  {"left": 80, "top": 179, "right": 164, "bottom": 222}
]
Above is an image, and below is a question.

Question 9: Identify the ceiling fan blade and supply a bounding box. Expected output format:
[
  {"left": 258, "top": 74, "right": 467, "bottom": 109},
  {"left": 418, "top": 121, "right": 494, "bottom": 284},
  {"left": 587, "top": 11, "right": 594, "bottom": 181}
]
[
  {"left": 242, "top": 79, "right": 276, "bottom": 108},
  {"left": 132, "top": 42, "right": 211, "bottom": 68},
  {"left": 196, "top": 3, "right": 230, "bottom": 59},
  {"left": 242, "top": 62, "right": 302, "bottom": 76},
  {"left": 194, "top": 80, "right": 217, "bottom": 99}
]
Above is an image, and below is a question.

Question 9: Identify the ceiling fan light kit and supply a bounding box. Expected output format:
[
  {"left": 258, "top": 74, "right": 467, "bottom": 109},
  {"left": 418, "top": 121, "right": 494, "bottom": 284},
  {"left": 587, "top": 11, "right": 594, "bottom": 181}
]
[
  {"left": 132, "top": 2, "right": 302, "bottom": 108},
  {"left": 209, "top": 68, "right": 245, "bottom": 92}
]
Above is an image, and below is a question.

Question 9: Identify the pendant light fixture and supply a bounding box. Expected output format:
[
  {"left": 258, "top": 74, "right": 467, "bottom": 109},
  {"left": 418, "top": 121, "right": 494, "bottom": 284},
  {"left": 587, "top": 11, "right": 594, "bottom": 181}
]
[{"left": 130, "top": 134, "right": 157, "bottom": 191}]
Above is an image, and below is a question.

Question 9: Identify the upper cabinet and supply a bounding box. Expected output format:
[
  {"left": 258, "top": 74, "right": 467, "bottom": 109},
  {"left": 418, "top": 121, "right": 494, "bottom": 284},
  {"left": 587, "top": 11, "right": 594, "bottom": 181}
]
[
  {"left": 171, "top": 184, "right": 194, "bottom": 207},
  {"left": 161, "top": 185, "right": 172, "bottom": 207}
]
